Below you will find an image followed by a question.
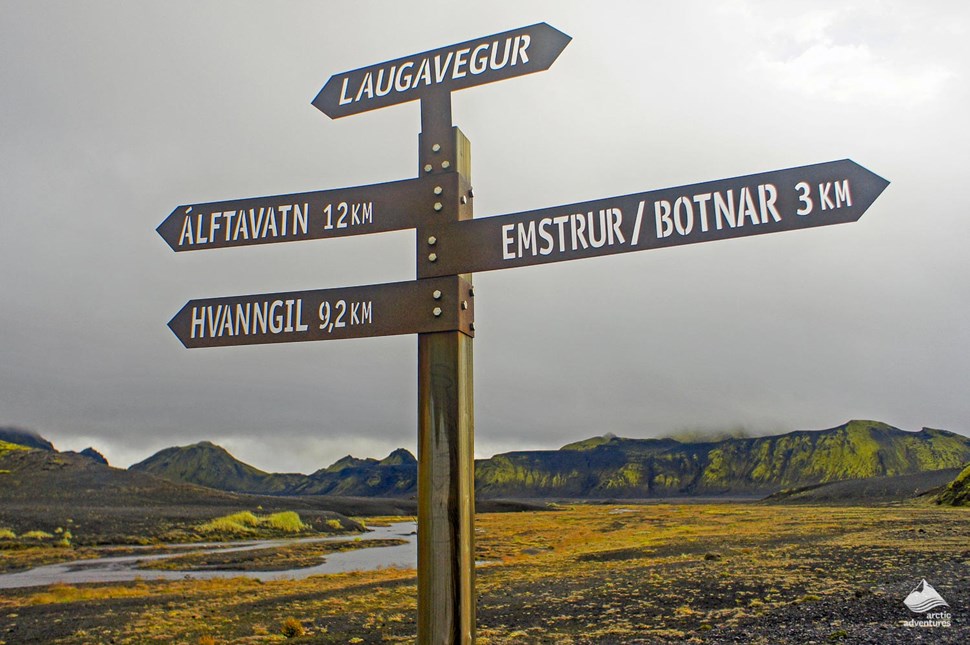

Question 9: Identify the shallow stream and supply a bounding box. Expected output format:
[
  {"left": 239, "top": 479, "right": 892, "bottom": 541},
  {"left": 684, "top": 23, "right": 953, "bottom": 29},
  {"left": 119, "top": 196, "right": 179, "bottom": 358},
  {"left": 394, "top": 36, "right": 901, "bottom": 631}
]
[{"left": 0, "top": 521, "right": 417, "bottom": 590}]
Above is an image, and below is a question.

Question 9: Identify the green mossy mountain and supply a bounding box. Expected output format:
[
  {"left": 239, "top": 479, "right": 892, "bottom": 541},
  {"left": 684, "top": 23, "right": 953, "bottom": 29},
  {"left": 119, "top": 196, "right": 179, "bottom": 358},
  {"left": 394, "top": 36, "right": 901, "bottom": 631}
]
[
  {"left": 476, "top": 421, "right": 970, "bottom": 498},
  {"left": 128, "top": 420, "right": 970, "bottom": 499},
  {"left": 131, "top": 441, "right": 419, "bottom": 497},
  {"left": 288, "top": 448, "right": 418, "bottom": 496},
  {"left": 936, "top": 463, "right": 970, "bottom": 506},
  {"left": 0, "top": 441, "right": 377, "bottom": 542},
  {"left": 130, "top": 441, "right": 305, "bottom": 495}
]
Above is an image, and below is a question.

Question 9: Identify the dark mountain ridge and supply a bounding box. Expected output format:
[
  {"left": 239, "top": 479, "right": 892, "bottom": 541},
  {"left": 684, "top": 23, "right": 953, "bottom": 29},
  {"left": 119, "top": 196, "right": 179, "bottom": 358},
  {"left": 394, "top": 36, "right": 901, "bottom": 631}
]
[
  {"left": 131, "top": 441, "right": 418, "bottom": 497},
  {"left": 0, "top": 440, "right": 400, "bottom": 542},
  {"left": 0, "top": 427, "right": 54, "bottom": 451},
  {"left": 476, "top": 421, "right": 970, "bottom": 498},
  {"left": 128, "top": 420, "right": 970, "bottom": 500},
  {"left": 129, "top": 441, "right": 305, "bottom": 495}
]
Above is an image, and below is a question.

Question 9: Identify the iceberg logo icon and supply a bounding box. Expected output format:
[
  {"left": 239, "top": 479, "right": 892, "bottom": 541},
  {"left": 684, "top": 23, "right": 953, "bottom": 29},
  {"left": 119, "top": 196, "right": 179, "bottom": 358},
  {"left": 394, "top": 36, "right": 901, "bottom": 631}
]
[{"left": 903, "top": 579, "right": 949, "bottom": 613}]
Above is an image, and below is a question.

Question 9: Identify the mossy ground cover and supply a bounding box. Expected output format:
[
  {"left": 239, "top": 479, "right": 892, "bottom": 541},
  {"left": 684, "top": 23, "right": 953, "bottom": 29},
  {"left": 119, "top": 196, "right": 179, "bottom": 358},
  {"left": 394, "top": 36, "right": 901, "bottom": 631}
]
[
  {"left": 196, "top": 511, "right": 310, "bottom": 538},
  {"left": 1, "top": 503, "right": 968, "bottom": 643}
]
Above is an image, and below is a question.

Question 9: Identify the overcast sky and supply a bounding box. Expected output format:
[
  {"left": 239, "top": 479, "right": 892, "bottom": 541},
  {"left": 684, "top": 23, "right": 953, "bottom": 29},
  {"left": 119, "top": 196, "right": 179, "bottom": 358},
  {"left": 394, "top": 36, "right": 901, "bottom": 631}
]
[{"left": 2, "top": 1, "right": 968, "bottom": 474}]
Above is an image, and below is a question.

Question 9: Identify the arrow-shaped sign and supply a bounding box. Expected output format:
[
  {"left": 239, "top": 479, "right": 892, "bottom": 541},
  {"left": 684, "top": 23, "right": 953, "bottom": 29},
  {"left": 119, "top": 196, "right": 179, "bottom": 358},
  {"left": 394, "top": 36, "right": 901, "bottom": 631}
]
[
  {"left": 157, "top": 176, "right": 441, "bottom": 252},
  {"left": 419, "top": 160, "right": 889, "bottom": 277},
  {"left": 168, "top": 276, "right": 474, "bottom": 348},
  {"left": 313, "top": 23, "right": 571, "bottom": 119}
]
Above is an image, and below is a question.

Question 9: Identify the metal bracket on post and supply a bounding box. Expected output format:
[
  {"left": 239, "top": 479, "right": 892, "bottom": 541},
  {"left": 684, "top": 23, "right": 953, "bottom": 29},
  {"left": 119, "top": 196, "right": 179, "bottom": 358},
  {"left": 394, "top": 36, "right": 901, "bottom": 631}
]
[{"left": 416, "top": 89, "right": 476, "bottom": 645}]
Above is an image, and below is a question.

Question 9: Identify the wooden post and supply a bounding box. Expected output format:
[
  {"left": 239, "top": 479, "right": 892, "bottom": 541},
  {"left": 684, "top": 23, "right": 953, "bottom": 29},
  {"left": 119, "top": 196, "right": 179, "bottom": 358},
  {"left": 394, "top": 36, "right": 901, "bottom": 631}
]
[{"left": 416, "top": 91, "right": 476, "bottom": 644}]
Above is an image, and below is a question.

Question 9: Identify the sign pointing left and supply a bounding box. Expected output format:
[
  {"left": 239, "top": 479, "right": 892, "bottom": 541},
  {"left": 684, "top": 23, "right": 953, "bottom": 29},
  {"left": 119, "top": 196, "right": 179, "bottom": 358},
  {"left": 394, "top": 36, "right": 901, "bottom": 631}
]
[
  {"left": 157, "top": 177, "right": 432, "bottom": 252},
  {"left": 168, "top": 276, "right": 474, "bottom": 348}
]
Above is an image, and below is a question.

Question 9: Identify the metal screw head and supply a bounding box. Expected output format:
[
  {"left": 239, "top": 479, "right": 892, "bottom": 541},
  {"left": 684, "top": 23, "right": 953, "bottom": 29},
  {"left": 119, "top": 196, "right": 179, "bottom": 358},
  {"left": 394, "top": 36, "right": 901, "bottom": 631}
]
[
  {"left": 434, "top": 202, "right": 443, "bottom": 212},
  {"left": 469, "top": 322, "right": 476, "bottom": 331},
  {"left": 441, "top": 160, "right": 451, "bottom": 169},
  {"left": 432, "top": 143, "right": 441, "bottom": 153},
  {"left": 460, "top": 195, "right": 468, "bottom": 204},
  {"left": 461, "top": 300, "right": 468, "bottom": 310},
  {"left": 469, "top": 287, "right": 475, "bottom": 297},
  {"left": 434, "top": 186, "right": 443, "bottom": 195},
  {"left": 433, "top": 307, "right": 443, "bottom": 317},
  {"left": 428, "top": 253, "right": 438, "bottom": 262},
  {"left": 424, "top": 164, "right": 433, "bottom": 173},
  {"left": 432, "top": 290, "right": 442, "bottom": 300},
  {"left": 427, "top": 236, "right": 437, "bottom": 246}
]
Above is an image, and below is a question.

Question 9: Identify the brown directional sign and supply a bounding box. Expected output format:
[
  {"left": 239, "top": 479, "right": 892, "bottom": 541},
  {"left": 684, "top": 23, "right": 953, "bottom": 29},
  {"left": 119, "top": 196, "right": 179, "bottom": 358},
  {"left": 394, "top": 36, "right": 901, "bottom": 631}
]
[
  {"left": 419, "top": 159, "right": 889, "bottom": 278},
  {"left": 157, "top": 177, "right": 435, "bottom": 252},
  {"left": 313, "top": 23, "right": 571, "bottom": 119},
  {"left": 168, "top": 276, "right": 474, "bottom": 348}
]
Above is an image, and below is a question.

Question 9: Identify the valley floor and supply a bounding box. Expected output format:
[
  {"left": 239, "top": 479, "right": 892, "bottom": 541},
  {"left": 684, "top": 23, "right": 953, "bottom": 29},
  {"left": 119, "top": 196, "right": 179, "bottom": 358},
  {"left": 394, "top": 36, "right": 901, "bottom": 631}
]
[{"left": 1, "top": 502, "right": 969, "bottom": 643}]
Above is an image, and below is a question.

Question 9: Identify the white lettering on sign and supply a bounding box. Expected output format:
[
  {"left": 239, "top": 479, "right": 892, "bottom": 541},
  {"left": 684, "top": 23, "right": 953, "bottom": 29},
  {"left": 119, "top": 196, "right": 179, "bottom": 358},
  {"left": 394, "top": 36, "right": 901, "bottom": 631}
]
[
  {"left": 498, "top": 176, "right": 858, "bottom": 262},
  {"left": 177, "top": 203, "right": 310, "bottom": 247},
  {"left": 794, "top": 179, "right": 852, "bottom": 216},
  {"left": 502, "top": 209, "right": 624, "bottom": 260},
  {"left": 189, "top": 299, "right": 311, "bottom": 340},
  {"left": 318, "top": 300, "right": 374, "bottom": 334},
  {"left": 323, "top": 201, "right": 374, "bottom": 230},
  {"left": 337, "top": 35, "right": 532, "bottom": 108},
  {"left": 652, "top": 184, "right": 780, "bottom": 240}
]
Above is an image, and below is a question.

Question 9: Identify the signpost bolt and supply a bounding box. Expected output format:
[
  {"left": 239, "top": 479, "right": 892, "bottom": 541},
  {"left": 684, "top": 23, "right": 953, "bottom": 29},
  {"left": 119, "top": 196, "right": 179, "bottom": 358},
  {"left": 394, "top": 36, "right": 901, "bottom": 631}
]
[
  {"left": 428, "top": 236, "right": 437, "bottom": 246},
  {"left": 469, "top": 322, "right": 476, "bottom": 331},
  {"left": 433, "top": 307, "right": 442, "bottom": 317},
  {"left": 460, "top": 195, "right": 468, "bottom": 204},
  {"left": 432, "top": 143, "right": 441, "bottom": 153},
  {"left": 424, "top": 164, "right": 433, "bottom": 173},
  {"left": 432, "top": 290, "right": 442, "bottom": 300},
  {"left": 469, "top": 287, "right": 475, "bottom": 297},
  {"left": 442, "top": 160, "right": 451, "bottom": 170},
  {"left": 434, "top": 186, "right": 443, "bottom": 195},
  {"left": 434, "top": 202, "right": 443, "bottom": 212},
  {"left": 461, "top": 300, "right": 469, "bottom": 310},
  {"left": 428, "top": 253, "right": 438, "bottom": 262}
]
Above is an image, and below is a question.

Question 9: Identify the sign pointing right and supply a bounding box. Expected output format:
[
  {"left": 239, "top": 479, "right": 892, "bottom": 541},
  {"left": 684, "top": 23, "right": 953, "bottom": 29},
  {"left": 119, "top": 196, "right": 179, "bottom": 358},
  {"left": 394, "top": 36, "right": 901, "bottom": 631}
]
[
  {"left": 420, "top": 160, "right": 889, "bottom": 277},
  {"left": 313, "top": 22, "right": 571, "bottom": 119}
]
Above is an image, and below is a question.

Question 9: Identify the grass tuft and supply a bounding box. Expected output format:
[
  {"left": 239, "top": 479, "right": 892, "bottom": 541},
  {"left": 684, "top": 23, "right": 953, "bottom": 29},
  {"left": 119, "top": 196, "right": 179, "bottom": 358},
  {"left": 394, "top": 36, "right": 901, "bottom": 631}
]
[
  {"left": 280, "top": 617, "right": 305, "bottom": 638},
  {"left": 197, "top": 511, "right": 309, "bottom": 537}
]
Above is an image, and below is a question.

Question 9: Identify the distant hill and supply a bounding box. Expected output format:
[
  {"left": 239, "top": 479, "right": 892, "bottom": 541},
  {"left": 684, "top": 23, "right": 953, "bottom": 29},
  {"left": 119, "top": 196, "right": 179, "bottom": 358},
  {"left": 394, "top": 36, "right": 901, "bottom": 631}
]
[
  {"left": 130, "top": 441, "right": 305, "bottom": 495},
  {"left": 132, "top": 442, "right": 419, "bottom": 497},
  {"left": 129, "top": 420, "right": 970, "bottom": 500},
  {"left": 0, "top": 443, "right": 398, "bottom": 543},
  {"left": 77, "top": 447, "right": 109, "bottom": 464},
  {"left": 936, "top": 463, "right": 970, "bottom": 506},
  {"left": 291, "top": 448, "right": 418, "bottom": 496},
  {"left": 474, "top": 421, "right": 970, "bottom": 498},
  {"left": 0, "top": 427, "right": 54, "bottom": 451}
]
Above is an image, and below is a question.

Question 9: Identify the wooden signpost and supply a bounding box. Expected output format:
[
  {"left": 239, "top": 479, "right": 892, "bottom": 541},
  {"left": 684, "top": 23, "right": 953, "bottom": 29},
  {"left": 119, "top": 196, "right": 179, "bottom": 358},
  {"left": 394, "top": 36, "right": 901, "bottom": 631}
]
[{"left": 160, "top": 22, "right": 888, "bottom": 644}]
